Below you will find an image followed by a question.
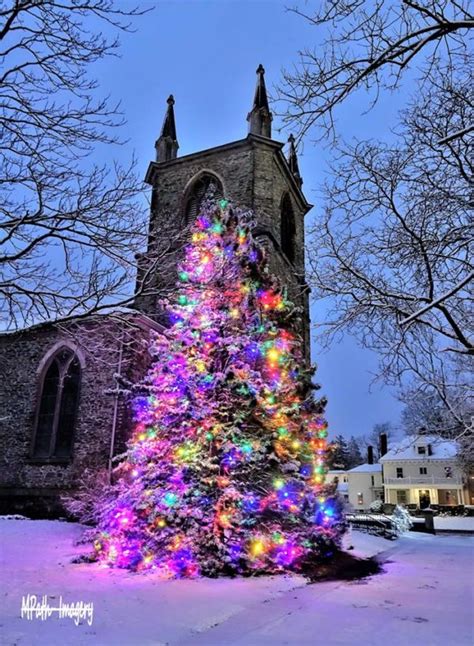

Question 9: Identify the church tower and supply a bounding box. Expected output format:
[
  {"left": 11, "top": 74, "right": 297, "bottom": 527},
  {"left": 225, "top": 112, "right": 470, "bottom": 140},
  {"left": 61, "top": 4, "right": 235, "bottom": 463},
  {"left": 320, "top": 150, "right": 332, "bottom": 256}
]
[{"left": 135, "top": 66, "right": 312, "bottom": 362}]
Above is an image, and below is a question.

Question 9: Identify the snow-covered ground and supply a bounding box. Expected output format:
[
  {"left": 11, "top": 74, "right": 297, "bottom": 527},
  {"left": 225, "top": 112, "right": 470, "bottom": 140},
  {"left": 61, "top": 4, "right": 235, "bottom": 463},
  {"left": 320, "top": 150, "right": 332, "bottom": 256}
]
[
  {"left": 434, "top": 516, "right": 474, "bottom": 532},
  {"left": 348, "top": 513, "right": 474, "bottom": 533},
  {"left": 0, "top": 519, "right": 472, "bottom": 645}
]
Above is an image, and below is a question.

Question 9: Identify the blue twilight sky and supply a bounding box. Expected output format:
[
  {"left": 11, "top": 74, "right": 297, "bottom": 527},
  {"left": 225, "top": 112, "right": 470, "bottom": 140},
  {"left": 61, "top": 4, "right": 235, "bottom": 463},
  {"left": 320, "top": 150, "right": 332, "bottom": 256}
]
[{"left": 91, "top": 0, "right": 406, "bottom": 440}]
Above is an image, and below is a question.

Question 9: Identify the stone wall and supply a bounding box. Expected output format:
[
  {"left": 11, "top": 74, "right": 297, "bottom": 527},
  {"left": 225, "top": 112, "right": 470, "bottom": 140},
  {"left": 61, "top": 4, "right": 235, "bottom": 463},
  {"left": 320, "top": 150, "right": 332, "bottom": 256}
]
[
  {"left": 136, "top": 135, "right": 312, "bottom": 360},
  {"left": 0, "top": 314, "right": 156, "bottom": 517}
]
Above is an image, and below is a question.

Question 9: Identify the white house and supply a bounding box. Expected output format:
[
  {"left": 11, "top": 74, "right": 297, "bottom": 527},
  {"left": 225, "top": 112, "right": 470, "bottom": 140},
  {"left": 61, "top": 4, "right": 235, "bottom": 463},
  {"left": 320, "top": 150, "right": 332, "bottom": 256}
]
[
  {"left": 347, "top": 463, "right": 383, "bottom": 510},
  {"left": 326, "top": 470, "right": 349, "bottom": 502},
  {"left": 380, "top": 435, "right": 468, "bottom": 508}
]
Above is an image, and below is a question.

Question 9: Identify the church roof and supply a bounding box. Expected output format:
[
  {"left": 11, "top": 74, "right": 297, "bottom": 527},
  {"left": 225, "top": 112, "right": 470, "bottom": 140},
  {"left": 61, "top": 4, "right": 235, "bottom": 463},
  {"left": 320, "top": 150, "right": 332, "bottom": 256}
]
[
  {"left": 252, "top": 64, "right": 270, "bottom": 112},
  {"left": 287, "top": 134, "right": 302, "bottom": 187},
  {"left": 0, "top": 308, "right": 164, "bottom": 336},
  {"left": 160, "top": 95, "right": 177, "bottom": 141}
]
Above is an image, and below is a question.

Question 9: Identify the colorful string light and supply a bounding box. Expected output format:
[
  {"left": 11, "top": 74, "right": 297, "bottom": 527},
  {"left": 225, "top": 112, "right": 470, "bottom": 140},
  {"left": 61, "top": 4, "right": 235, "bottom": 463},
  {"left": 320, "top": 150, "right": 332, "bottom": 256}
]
[{"left": 94, "top": 198, "right": 344, "bottom": 577}]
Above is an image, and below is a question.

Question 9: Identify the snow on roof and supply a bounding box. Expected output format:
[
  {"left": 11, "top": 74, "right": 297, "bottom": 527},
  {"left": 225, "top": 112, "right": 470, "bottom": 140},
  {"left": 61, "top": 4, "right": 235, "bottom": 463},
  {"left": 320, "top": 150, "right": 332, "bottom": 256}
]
[
  {"left": 0, "top": 307, "right": 164, "bottom": 336},
  {"left": 379, "top": 435, "right": 458, "bottom": 462},
  {"left": 348, "top": 463, "right": 382, "bottom": 473}
]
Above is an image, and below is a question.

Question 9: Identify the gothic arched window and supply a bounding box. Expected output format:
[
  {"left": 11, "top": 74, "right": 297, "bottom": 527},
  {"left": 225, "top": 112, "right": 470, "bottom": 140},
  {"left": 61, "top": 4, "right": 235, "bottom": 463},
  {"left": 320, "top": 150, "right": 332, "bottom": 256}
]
[
  {"left": 184, "top": 173, "right": 224, "bottom": 224},
  {"left": 33, "top": 348, "right": 81, "bottom": 459},
  {"left": 281, "top": 193, "right": 296, "bottom": 264}
]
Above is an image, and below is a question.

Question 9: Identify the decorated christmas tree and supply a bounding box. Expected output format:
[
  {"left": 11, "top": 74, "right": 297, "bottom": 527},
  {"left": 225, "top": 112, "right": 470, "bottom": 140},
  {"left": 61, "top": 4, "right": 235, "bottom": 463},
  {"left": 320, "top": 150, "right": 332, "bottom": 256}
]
[{"left": 93, "top": 199, "right": 344, "bottom": 577}]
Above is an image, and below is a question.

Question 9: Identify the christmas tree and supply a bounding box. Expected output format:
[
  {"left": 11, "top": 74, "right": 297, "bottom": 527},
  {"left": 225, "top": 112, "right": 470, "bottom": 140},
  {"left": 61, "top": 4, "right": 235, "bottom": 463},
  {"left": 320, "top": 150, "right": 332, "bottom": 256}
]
[{"left": 94, "top": 199, "right": 344, "bottom": 577}]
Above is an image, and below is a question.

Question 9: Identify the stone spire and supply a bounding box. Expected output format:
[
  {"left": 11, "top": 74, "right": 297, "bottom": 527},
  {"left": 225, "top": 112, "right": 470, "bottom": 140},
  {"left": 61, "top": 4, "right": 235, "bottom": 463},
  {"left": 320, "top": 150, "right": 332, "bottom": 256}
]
[
  {"left": 287, "top": 134, "right": 303, "bottom": 188},
  {"left": 247, "top": 64, "right": 273, "bottom": 138},
  {"left": 155, "top": 95, "right": 179, "bottom": 162}
]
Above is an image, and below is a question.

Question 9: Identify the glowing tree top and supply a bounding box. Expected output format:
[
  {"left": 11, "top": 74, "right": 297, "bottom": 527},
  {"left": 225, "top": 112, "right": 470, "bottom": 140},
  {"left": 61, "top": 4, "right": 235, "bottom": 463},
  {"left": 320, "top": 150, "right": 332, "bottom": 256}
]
[{"left": 94, "top": 199, "right": 344, "bottom": 577}]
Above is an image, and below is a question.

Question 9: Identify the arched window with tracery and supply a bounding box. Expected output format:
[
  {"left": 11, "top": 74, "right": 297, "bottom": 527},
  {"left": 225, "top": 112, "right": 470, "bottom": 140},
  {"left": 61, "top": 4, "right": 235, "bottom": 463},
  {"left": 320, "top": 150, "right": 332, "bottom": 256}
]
[
  {"left": 184, "top": 173, "right": 224, "bottom": 224},
  {"left": 280, "top": 193, "right": 296, "bottom": 264},
  {"left": 33, "top": 348, "right": 81, "bottom": 459}
]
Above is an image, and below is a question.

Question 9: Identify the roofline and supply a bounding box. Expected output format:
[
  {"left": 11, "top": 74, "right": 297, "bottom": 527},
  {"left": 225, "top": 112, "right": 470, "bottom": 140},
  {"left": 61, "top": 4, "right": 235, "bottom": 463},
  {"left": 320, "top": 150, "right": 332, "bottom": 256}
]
[
  {"left": 379, "top": 456, "right": 457, "bottom": 462},
  {"left": 144, "top": 133, "right": 312, "bottom": 213},
  {"left": 0, "top": 309, "right": 165, "bottom": 338}
]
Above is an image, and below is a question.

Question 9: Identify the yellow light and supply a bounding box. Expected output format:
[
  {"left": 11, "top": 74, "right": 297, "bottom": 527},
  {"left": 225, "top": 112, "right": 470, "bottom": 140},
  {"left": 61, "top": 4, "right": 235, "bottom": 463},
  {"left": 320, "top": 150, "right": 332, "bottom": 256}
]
[
  {"left": 251, "top": 539, "right": 265, "bottom": 557},
  {"left": 230, "top": 308, "right": 239, "bottom": 318},
  {"left": 267, "top": 348, "right": 280, "bottom": 362},
  {"left": 273, "top": 478, "right": 285, "bottom": 490},
  {"left": 195, "top": 360, "right": 206, "bottom": 373}
]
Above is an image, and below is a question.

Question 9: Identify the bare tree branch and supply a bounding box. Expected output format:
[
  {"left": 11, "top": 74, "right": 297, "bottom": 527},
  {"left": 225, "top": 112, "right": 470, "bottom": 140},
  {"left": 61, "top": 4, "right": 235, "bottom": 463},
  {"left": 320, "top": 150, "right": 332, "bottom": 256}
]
[
  {"left": 276, "top": 0, "right": 473, "bottom": 140},
  {"left": 306, "top": 62, "right": 473, "bottom": 433},
  {"left": 0, "top": 0, "right": 161, "bottom": 330}
]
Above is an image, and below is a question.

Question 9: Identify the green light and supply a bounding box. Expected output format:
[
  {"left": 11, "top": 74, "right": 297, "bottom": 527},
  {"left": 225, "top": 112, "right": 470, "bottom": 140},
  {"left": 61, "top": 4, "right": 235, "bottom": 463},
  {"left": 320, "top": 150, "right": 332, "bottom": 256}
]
[
  {"left": 241, "top": 441, "right": 252, "bottom": 454},
  {"left": 178, "top": 295, "right": 188, "bottom": 306},
  {"left": 219, "top": 198, "right": 228, "bottom": 209},
  {"left": 178, "top": 271, "right": 189, "bottom": 282}
]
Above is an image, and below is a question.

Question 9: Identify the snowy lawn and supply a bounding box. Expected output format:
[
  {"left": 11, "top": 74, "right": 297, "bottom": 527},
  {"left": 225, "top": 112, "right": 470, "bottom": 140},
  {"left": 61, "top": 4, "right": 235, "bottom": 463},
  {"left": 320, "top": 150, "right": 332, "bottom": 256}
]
[
  {"left": 434, "top": 516, "right": 474, "bottom": 532},
  {"left": 0, "top": 518, "right": 472, "bottom": 645}
]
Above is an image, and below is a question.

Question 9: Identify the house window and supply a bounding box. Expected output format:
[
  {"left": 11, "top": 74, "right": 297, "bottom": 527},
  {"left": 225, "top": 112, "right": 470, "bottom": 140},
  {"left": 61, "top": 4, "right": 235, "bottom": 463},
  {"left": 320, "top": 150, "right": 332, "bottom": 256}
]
[
  {"left": 420, "top": 467, "right": 428, "bottom": 475},
  {"left": 442, "top": 490, "right": 458, "bottom": 505},
  {"left": 357, "top": 492, "right": 364, "bottom": 505},
  {"left": 371, "top": 475, "right": 375, "bottom": 486},
  {"left": 396, "top": 490, "right": 408, "bottom": 505},
  {"left": 417, "top": 446, "right": 426, "bottom": 455},
  {"left": 445, "top": 466, "right": 452, "bottom": 478},
  {"left": 32, "top": 348, "right": 81, "bottom": 459},
  {"left": 280, "top": 193, "right": 296, "bottom": 264},
  {"left": 184, "top": 173, "right": 223, "bottom": 224},
  {"left": 396, "top": 467, "right": 404, "bottom": 478}
]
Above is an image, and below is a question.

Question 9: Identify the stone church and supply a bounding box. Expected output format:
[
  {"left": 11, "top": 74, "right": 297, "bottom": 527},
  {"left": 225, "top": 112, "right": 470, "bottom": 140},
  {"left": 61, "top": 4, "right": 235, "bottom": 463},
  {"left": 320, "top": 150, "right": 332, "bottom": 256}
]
[{"left": 0, "top": 66, "right": 312, "bottom": 517}]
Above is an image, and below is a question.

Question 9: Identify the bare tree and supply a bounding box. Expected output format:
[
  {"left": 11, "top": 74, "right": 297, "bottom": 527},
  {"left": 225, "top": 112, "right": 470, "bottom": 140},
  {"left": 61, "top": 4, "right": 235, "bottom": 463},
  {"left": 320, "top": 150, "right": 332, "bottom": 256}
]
[
  {"left": 359, "top": 422, "right": 395, "bottom": 460},
  {"left": 306, "top": 63, "right": 473, "bottom": 434},
  {"left": 277, "top": 0, "right": 473, "bottom": 139},
  {"left": 0, "top": 0, "right": 165, "bottom": 330},
  {"left": 401, "top": 384, "right": 472, "bottom": 437}
]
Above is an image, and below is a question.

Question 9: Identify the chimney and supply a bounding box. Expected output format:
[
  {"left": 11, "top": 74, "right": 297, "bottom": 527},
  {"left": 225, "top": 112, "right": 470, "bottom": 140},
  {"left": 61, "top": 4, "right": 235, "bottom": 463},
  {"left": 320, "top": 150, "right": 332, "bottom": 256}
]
[
  {"left": 367, "top": 445, "right": 374, "bottom": 465},
  {"left": 380, "top": 433, "right": 388, "bottom": 457}
]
